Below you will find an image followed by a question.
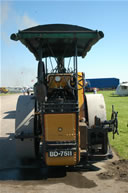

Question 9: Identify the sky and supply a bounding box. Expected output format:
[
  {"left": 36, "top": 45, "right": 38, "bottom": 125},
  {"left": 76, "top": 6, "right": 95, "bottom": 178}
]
[{"left": 0, "top": 0, "right": 128, "bottom": 87}]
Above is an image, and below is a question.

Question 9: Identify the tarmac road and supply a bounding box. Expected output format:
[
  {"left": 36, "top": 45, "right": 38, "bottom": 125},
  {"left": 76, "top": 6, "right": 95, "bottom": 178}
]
[{"left": 0, "top": 94, "right": 128, "bottom": 193}]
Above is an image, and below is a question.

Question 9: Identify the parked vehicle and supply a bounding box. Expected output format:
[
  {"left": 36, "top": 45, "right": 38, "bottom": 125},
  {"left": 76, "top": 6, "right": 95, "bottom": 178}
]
[
  {"left": 116, "top": 82, "right": 128, "bottom": 96},
  {"left": 0, "top": 87, "right": 8, "bottom": 93}
]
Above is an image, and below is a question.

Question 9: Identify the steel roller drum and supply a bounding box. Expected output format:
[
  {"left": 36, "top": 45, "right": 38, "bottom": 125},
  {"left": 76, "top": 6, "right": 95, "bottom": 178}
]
[
  {"left": 15, "top": 95, "right": 36, "bottom": 159},
  {"left": 85, "top": 94, "right": 106, "bottom": 127}
]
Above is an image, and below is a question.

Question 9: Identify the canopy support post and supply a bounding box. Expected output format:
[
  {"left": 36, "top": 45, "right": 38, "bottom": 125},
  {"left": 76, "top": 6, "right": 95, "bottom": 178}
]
[{"left": 37, "top": 44, "right": 45, "bottom": 83}]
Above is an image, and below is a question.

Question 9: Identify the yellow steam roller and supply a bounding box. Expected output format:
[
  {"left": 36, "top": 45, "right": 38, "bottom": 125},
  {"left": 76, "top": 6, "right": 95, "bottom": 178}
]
[{"left": 10, "top": 24, "right": 119, "bottom": 166}]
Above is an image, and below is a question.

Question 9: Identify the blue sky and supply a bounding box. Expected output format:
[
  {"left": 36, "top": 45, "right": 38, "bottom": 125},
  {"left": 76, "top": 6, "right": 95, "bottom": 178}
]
[{"left": 1, "top": 0, "right": 128, "bottom": 86}]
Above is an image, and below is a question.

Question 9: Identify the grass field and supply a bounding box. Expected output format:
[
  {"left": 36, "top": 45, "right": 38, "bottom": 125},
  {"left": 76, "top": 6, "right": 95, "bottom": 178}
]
[{"left": 99, "top": 90, "right": 128, "bottom": 159}]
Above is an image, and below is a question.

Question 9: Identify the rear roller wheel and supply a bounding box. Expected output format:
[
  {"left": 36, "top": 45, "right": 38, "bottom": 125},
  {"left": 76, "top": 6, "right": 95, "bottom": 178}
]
[
  {"left": 15, "top": 95, "right": 36, "bottom": 159},
  {"left": 85, "top": 94, "right": 108, "bottom": 154},
  {"left": 85, "top": 94, "right": 106, "bottom": 127}
]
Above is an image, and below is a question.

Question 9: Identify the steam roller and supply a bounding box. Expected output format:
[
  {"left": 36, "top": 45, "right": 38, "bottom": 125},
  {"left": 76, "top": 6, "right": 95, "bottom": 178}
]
[{"left": 11, "top": 24, "right": 119, "bottom": 166}]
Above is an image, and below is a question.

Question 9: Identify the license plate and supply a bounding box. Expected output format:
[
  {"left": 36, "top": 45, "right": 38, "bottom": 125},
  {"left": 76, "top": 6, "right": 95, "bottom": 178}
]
[{"left": 48, "top": 150, "right": 73, "bottom": 157}]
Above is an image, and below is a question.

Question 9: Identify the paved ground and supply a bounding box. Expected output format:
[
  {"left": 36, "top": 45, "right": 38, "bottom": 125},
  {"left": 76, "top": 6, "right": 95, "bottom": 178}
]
[{"left": 0, "top": 94, "right": 128, "bottom": 193}]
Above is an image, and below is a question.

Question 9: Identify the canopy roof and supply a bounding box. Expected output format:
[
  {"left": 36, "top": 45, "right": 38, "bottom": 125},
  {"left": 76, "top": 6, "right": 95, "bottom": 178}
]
[{"left": 10, "top": 24, "right": 104, "bottom": 60}]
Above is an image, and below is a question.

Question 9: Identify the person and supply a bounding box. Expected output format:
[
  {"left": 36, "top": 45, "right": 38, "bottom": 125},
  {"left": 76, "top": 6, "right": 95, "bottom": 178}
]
[
  {"left": 93, "top": 88, "right": 97, "bottom": 94},
  {"left": 27, "top": 88, "right": 30, "bottom": 95},
  {"left": 22, "top": 88, "right": 26, "bottom": 95}
]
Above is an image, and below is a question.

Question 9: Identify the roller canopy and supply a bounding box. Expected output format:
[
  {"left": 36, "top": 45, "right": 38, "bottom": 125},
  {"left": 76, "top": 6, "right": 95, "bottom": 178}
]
[{"left": 10, "top": 24, "right": 104, "bottom": 60}]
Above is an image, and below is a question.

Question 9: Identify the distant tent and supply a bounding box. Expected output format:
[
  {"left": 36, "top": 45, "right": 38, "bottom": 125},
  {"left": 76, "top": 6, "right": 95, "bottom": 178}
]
[{"left": 115, "top": 82, "right": 128, "bottom": 96}]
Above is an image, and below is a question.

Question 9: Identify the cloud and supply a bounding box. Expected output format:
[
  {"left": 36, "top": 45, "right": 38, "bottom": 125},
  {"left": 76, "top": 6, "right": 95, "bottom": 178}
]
[
  {"left": 18, "top": 14, "right": 38, "bottom": 30},
  {"left": 1, "top": 2, "right": 38, "bottom": 45},
  {"left": 1, "top": 2, "right": 10, "bottom": 25},
  {"left": 1, "top": 30, "right": 11, "bottom": 45}
]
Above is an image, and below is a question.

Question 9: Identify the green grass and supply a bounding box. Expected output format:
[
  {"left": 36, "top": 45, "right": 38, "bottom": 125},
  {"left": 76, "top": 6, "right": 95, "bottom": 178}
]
[{"left": 99, "top": 90, "right": 128, "bottom": 159}]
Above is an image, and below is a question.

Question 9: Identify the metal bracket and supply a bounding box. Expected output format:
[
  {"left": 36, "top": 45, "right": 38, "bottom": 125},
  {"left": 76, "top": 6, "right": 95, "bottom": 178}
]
[{"left": 102, "top": 105, "right": 119, "bottom": 139}]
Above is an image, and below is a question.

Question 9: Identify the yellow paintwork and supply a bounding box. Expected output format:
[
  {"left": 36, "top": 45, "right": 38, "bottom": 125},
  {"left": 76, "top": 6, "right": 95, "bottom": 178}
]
[
  {"left": 43, "top": 72, "right": 85, "bottom": 166},
  {"left": 78, "top": 72, "right": 85, "bottom": 121},
  {"left": 0, "top": 87, "right": 8, "bottom": 93},
  {"left": 47, "top": 73, "right": 73, "bottom": 89},
  {"left": 44, "top": 113, "right": 81, "bottom": 166},
  {"left": 44, "top": 113, "right": 76, "bottom": 141}
]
